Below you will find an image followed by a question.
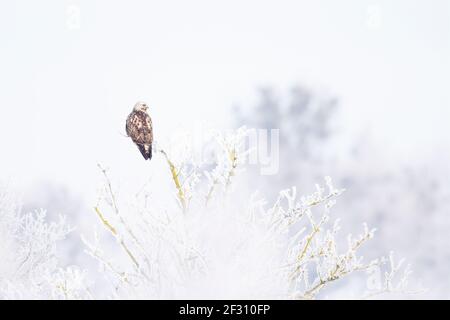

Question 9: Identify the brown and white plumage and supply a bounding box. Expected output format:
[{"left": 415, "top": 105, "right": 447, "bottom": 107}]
[{"left": 126, "top": 102, "right": 153, "bottom": 160}]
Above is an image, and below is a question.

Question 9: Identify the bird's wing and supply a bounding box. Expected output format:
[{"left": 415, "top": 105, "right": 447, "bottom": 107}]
[
  {"left": 144, "top": 112, "right": 153, "bottom": 145},
  {"left": 126, "top": 115, "right": 131, "bottom": 137},
  {"left": 127, "top": 111, "right": 153, "bottom": 145}
]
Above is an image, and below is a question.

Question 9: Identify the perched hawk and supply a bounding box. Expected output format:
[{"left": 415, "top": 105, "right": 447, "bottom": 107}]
[{"left": 126, "top": 102, "right": 153, "bottom": 160}]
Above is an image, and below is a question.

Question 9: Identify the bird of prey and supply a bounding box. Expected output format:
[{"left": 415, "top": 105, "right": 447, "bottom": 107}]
[{"left": 126, "top": 102, "right": 153, "bottom": 160}]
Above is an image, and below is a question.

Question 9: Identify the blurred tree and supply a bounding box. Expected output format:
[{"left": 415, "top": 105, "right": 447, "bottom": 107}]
[
  {"left": 233, "top": 85, "right": 450, "bottom": 298},
  {"left": 234, "top": 85, "right": 338, "bottom": 197}
]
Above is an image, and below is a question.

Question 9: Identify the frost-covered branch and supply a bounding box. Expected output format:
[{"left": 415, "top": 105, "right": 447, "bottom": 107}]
[
  {"left": 0, "top": 127, "right": 421, "bottom": 299},
  {"left": 82, "top": 128, "right": 419, "bottom": 299},
  {"left": 0, "top": 188, "right": 90, "bottom": 299}
]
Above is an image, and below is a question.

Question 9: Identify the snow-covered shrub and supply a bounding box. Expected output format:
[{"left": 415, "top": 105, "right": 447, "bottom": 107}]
[
  {"left": 0, "top": 127, "right": 419, "bottom": 299},
  {"left": 0, "top": 187, "right": 89, "bottom": 299},
  {"left": 234, "top": 86, "right": 442, "bottom": 297},
  {"left": 83, "top": 128, "right": 417, "bottom": 299}
]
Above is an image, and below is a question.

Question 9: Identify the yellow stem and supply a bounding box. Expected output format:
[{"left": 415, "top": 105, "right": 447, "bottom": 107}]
[
  {"left": 160, "top": 149, "right": 187, "bottom": 213},
  {"left": 93, "top": 206, "right": 140, "bottom": 269},
  {"left": 94, "top": 206, "right": 117, "bottom": 235}
]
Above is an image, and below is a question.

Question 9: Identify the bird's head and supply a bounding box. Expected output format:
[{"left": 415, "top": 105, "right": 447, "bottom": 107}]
[{"left": 133, "top": 101, "right": 149, "bottom": 112}]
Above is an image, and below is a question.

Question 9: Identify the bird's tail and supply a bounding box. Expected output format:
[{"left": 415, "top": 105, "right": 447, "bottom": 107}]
[
  {"left": 148, "top": 146, "right": 152, "bottom": 160},
  {"left": 138, "top": 144, "right": 152, "bottom": 160}
]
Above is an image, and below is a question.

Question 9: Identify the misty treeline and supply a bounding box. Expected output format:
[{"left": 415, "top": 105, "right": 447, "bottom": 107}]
[{"left": 234, "top": 85, "right": 450, "bottom": 297}]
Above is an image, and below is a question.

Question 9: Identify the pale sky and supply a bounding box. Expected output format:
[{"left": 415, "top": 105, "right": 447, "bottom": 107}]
[{"left": 0, "top": 0, "right": 449, "bottom": 200}]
